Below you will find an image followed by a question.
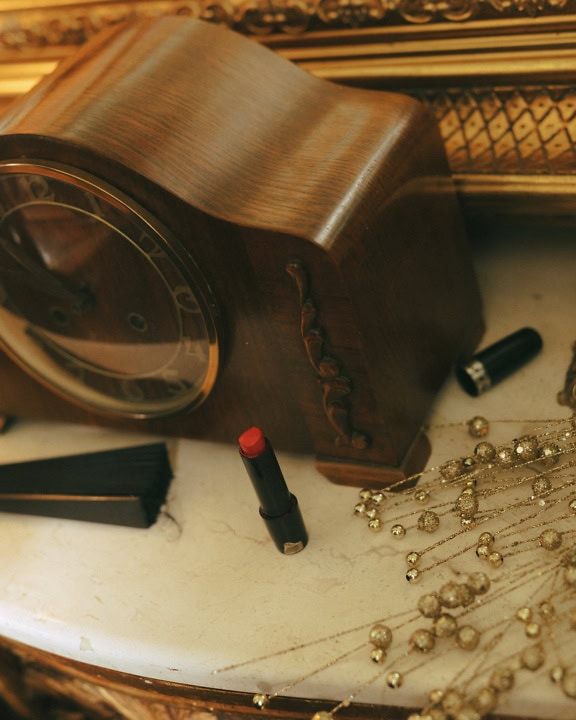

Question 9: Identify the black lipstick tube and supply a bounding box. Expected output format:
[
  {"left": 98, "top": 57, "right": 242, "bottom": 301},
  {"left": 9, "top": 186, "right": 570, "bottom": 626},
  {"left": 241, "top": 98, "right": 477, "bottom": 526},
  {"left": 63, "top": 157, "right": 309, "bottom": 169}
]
[
  {"left": 238, "top": 426, "right": 308, "bottom": 555},
  {"left": 456, "top": 327, "right": 543, "bottom": 397}
]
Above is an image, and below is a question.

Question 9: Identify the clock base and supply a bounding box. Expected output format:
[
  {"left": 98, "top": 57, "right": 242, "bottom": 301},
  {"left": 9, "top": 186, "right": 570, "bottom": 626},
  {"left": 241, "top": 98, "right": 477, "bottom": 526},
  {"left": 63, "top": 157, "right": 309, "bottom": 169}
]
[{"left": 315, "top": 429, "right": 430, "bottom": 489}]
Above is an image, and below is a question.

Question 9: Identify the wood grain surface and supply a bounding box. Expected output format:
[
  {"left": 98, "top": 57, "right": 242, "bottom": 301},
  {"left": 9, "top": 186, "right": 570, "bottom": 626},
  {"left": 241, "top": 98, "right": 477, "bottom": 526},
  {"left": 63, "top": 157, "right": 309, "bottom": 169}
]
[{"left": 0, "top": 17, "right": 484, "bottom": 485}]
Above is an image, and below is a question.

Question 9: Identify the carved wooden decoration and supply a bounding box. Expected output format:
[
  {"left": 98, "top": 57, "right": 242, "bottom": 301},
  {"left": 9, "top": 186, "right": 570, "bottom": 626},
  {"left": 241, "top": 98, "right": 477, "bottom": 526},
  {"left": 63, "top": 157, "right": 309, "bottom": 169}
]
[{"left": 286, "top": 261, "right": 370, "bottom": 451}]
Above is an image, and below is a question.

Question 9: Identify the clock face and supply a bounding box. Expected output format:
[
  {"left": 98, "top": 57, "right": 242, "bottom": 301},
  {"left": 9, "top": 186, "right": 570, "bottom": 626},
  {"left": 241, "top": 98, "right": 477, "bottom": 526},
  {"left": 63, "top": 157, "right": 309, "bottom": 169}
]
[{"left": 0, "top": 161, "right": 219, "bottom": 418}]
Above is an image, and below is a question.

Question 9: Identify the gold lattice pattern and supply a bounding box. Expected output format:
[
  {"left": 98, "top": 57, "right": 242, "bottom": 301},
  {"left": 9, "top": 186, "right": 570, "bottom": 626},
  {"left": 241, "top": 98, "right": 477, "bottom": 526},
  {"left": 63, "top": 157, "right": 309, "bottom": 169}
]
[{"left": 413, "top": 86, "right": 576, "bottom": 174}]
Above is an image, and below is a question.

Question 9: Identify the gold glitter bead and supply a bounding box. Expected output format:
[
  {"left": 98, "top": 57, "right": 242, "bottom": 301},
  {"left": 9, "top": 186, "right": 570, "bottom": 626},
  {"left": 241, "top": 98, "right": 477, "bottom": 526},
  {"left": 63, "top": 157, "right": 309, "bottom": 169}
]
[
  {"left": 429, "top": 689, "right": 444, "bottom": 704},
  {"left": 367, "top": 517, "right": 383, "bottom": 532},
  {"left": 386, "top": 671, "right": 403, "bottom": 688},
  {"left": 490, "top": 667, "right": 515, "bottom": 692},
  {"left": 406, "top": 551, "right": 421, "bottom": 567},
  {"left": 369, "top": 624, "right": 393, "bottom": 649},
  {"left": 409, "top": 628, "right": 436, "bottom": 653},
  {"left": 539, "top": 528, "right": 562, "bottom": 550},
  {"left": 531, "top": 476, "right": 552, "bottom": 498},
  {"left": 538, "top": 442, "right": 560, "bottom": 466},
  {"left": 353, "top": 502, "right": 367, "bottom": 516},
  {"left": 488, "top": 551, "right": 503, "bottom": 568},
  {"left": 473, "top": 441, "right": 496, "bottom": 463},
  {"left": 358, "top": 489, "right": 372, "bottom": 502},
  {"left": 418, "top": 592, "right": 441, "bottom": 618},
  {"left": 550, "top": 665, "right": 565, "bottom": 683},
  {"left": 466, "top": 572, "right": 490, "bottom": 595},
  {"left": 563, "top": 565, "right": 576, "bottom": 586},
  {"left": 513, "top": 435, "right": 539, "bottom": 462},
  {"left": 253, "top": 694, "right": 269, "bottom": 709},
  {"left": 406, "top": 568, "right": 421, "bottom": 583},
  {"left": 441, "top": 688, "right": 464, "bottom": 714},
  {"left": 515, "top": 606, "right": 532, "bottom": 623},
  {"left": 427, "top": 709, "right": 448, "bottom": 720},
  {"left": 452, "top": 705, "right": 481, "bottom": 720},
  {"left": 495, "top": 445, "right": 515, "bottom": 467},
  {"left": 391, "top": 524, "right": 406, "bottom": 538},
  {"left": 569, "top": 497, "right": 576, "bottom": 514},
  {"left": 433, "top": 613, "right": 458, "bottom": 638},
  {"left": 459, "top": 584, "right": 475, "bottom": 607},
  {"left": 467, "top": 416, "right": 489, "bottom": 438},
  {"left": 562, "top": 546, "right": 576, "bottom": 567},
  {"left": 470, "top": 687, "right": 498, "bottom": 714},
  {"left": 562, "top": 672, "right": 576, "bottom": 699},
  {"left": 455, "top": 491, "right": 478, "bottom": 519},
  {"left": 524, "top": 621, "right": 541, "bottom": 638},
  {"left": 414, "top": 489, "right": 430, "bottom": 504},
  {"left": 456, "top": 625, "right": 480, "bottom": 650},
  {"left": 478, "top": 531, "right": 494, "bottom": 547},
  {"left": 365, "top": 507, "right": 379, "bottom": 520},
  {"left": 538, "top": 600, "right": 555, "bottom": 621},
  {"left": 439, "top": 581, "right": 464, "bottom": 608},
  {"left": 521, "top": 643, "right": 545, "bottom": 671},
  {"left": 439, "top": 459, "right": 465, "bottom": 481},
  {"left": 417, "top": 511, "right": 440, "bottom": 533},
  {"left": 462, "top": 456, "right": 476, "bottom": 471},
  {"left": 371, "top": 491, "right": 385, "bottom": 505},
  {"left": 370, "top": 647, "right": 386, "bottom": 664},
  {"left": 475, "top": 544, "right": 490, "bottom": 560}
]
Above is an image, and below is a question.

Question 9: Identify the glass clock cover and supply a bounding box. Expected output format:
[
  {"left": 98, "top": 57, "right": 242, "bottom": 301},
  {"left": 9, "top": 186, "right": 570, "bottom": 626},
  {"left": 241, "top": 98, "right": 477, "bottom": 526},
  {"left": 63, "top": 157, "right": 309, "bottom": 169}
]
[{"left": 0, "top": 162, "right": 218, "bottom": 418}]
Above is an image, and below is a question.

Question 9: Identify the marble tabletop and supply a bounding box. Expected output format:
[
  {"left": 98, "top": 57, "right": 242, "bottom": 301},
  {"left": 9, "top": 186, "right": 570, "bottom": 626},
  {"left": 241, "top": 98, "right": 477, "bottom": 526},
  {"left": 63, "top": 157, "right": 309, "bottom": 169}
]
[{"left": 0, "top": 225, "right": 575, "bottom": 719}]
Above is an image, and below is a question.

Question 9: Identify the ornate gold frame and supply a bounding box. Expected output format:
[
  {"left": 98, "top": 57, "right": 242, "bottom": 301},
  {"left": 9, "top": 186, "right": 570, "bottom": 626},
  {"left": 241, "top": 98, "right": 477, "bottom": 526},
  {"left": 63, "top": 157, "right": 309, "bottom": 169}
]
[{"left": 1, "top": 1, "right": 576, "bottom": 218}]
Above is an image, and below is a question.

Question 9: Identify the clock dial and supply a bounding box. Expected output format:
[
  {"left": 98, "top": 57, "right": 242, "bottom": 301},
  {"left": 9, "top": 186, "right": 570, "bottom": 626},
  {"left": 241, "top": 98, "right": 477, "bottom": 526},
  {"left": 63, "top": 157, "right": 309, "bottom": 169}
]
[{"left": 0, "top": 161, "right": 219, "bottom": 417}]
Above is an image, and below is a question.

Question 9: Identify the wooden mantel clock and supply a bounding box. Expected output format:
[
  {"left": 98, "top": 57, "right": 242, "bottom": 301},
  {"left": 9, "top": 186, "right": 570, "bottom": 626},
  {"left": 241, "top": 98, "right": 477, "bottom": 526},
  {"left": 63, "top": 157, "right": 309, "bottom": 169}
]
[{"left": 0, "top": 16, "right": 483, "bottom": 487}]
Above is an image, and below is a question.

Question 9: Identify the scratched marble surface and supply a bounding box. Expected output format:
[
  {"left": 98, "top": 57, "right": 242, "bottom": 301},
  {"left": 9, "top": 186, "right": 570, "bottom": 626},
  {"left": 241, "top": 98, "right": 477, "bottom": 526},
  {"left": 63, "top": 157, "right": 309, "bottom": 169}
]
[{"left": 0, "top": 226, "right": 574, "bottom": 718}]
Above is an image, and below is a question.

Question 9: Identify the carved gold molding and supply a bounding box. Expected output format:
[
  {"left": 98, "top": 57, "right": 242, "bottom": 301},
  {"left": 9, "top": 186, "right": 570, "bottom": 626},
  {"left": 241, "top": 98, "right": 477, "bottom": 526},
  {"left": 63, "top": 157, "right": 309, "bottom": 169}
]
[
  {"left": 0, "top": 634, "right": 414, "bottom": 720},
  {"left": 1, "top": 2, "right": 576, "bottom": 215}
]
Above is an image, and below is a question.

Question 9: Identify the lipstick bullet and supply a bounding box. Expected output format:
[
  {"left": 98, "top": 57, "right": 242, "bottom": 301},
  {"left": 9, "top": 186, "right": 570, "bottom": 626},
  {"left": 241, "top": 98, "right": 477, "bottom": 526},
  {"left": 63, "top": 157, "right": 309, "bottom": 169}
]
[{"left": 238, "top": 426, "right": 308, "bottom": 555}]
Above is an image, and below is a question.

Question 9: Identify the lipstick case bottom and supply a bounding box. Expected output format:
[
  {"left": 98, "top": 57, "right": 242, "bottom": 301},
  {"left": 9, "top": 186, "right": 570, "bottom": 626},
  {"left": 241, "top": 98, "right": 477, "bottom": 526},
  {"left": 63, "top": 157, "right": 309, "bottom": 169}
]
[{"left": 260, "top": 494, "right": 308, "bottom": 555}]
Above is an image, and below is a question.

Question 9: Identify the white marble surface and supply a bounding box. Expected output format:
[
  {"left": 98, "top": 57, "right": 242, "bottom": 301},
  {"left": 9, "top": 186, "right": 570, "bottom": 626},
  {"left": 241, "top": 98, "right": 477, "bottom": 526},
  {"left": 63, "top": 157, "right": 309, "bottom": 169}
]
[{"left": 0, "top": 226, "right": 575, "bottom": 718}]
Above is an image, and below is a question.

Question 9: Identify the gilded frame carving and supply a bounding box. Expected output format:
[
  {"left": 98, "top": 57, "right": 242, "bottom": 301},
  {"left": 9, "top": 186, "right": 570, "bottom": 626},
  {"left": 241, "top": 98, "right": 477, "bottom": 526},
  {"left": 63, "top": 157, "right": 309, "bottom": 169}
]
[{"left": 1, "top": 1, "right": 576, "bottom": 219}]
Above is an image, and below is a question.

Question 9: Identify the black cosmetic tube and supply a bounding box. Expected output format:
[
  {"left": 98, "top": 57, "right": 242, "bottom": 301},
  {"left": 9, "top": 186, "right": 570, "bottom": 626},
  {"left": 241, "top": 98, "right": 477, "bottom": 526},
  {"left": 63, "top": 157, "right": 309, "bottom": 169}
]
[{"left": 239, "top": 427, "right": 308, "bottom": 555}]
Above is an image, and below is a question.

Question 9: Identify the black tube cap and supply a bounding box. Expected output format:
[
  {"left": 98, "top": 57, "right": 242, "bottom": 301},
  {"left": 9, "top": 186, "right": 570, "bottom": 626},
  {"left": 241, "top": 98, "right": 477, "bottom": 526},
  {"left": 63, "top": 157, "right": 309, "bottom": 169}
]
[{"left": 456, "top": 327, "right": 543, "bottom": 397}]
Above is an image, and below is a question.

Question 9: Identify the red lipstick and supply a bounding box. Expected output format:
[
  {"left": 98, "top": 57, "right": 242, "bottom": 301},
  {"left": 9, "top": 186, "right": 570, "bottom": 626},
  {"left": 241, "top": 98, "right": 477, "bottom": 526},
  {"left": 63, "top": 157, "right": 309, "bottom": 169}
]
[{"left": 238, "top": 426, "right": 308, "bottom": 555}]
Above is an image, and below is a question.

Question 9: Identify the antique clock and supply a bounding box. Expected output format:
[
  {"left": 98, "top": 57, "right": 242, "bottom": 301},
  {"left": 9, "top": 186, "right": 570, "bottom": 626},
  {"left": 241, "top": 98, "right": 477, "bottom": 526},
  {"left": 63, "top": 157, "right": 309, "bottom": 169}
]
[{"left": 0, "top": 16, "right": 483, "bottom": 486}]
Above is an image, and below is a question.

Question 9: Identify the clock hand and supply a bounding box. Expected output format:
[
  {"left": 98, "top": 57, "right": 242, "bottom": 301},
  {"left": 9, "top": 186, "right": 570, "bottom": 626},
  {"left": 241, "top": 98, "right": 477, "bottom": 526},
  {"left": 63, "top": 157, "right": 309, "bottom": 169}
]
[{"left": 0, "top": 233, "right": 94, "bottom": 312}]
